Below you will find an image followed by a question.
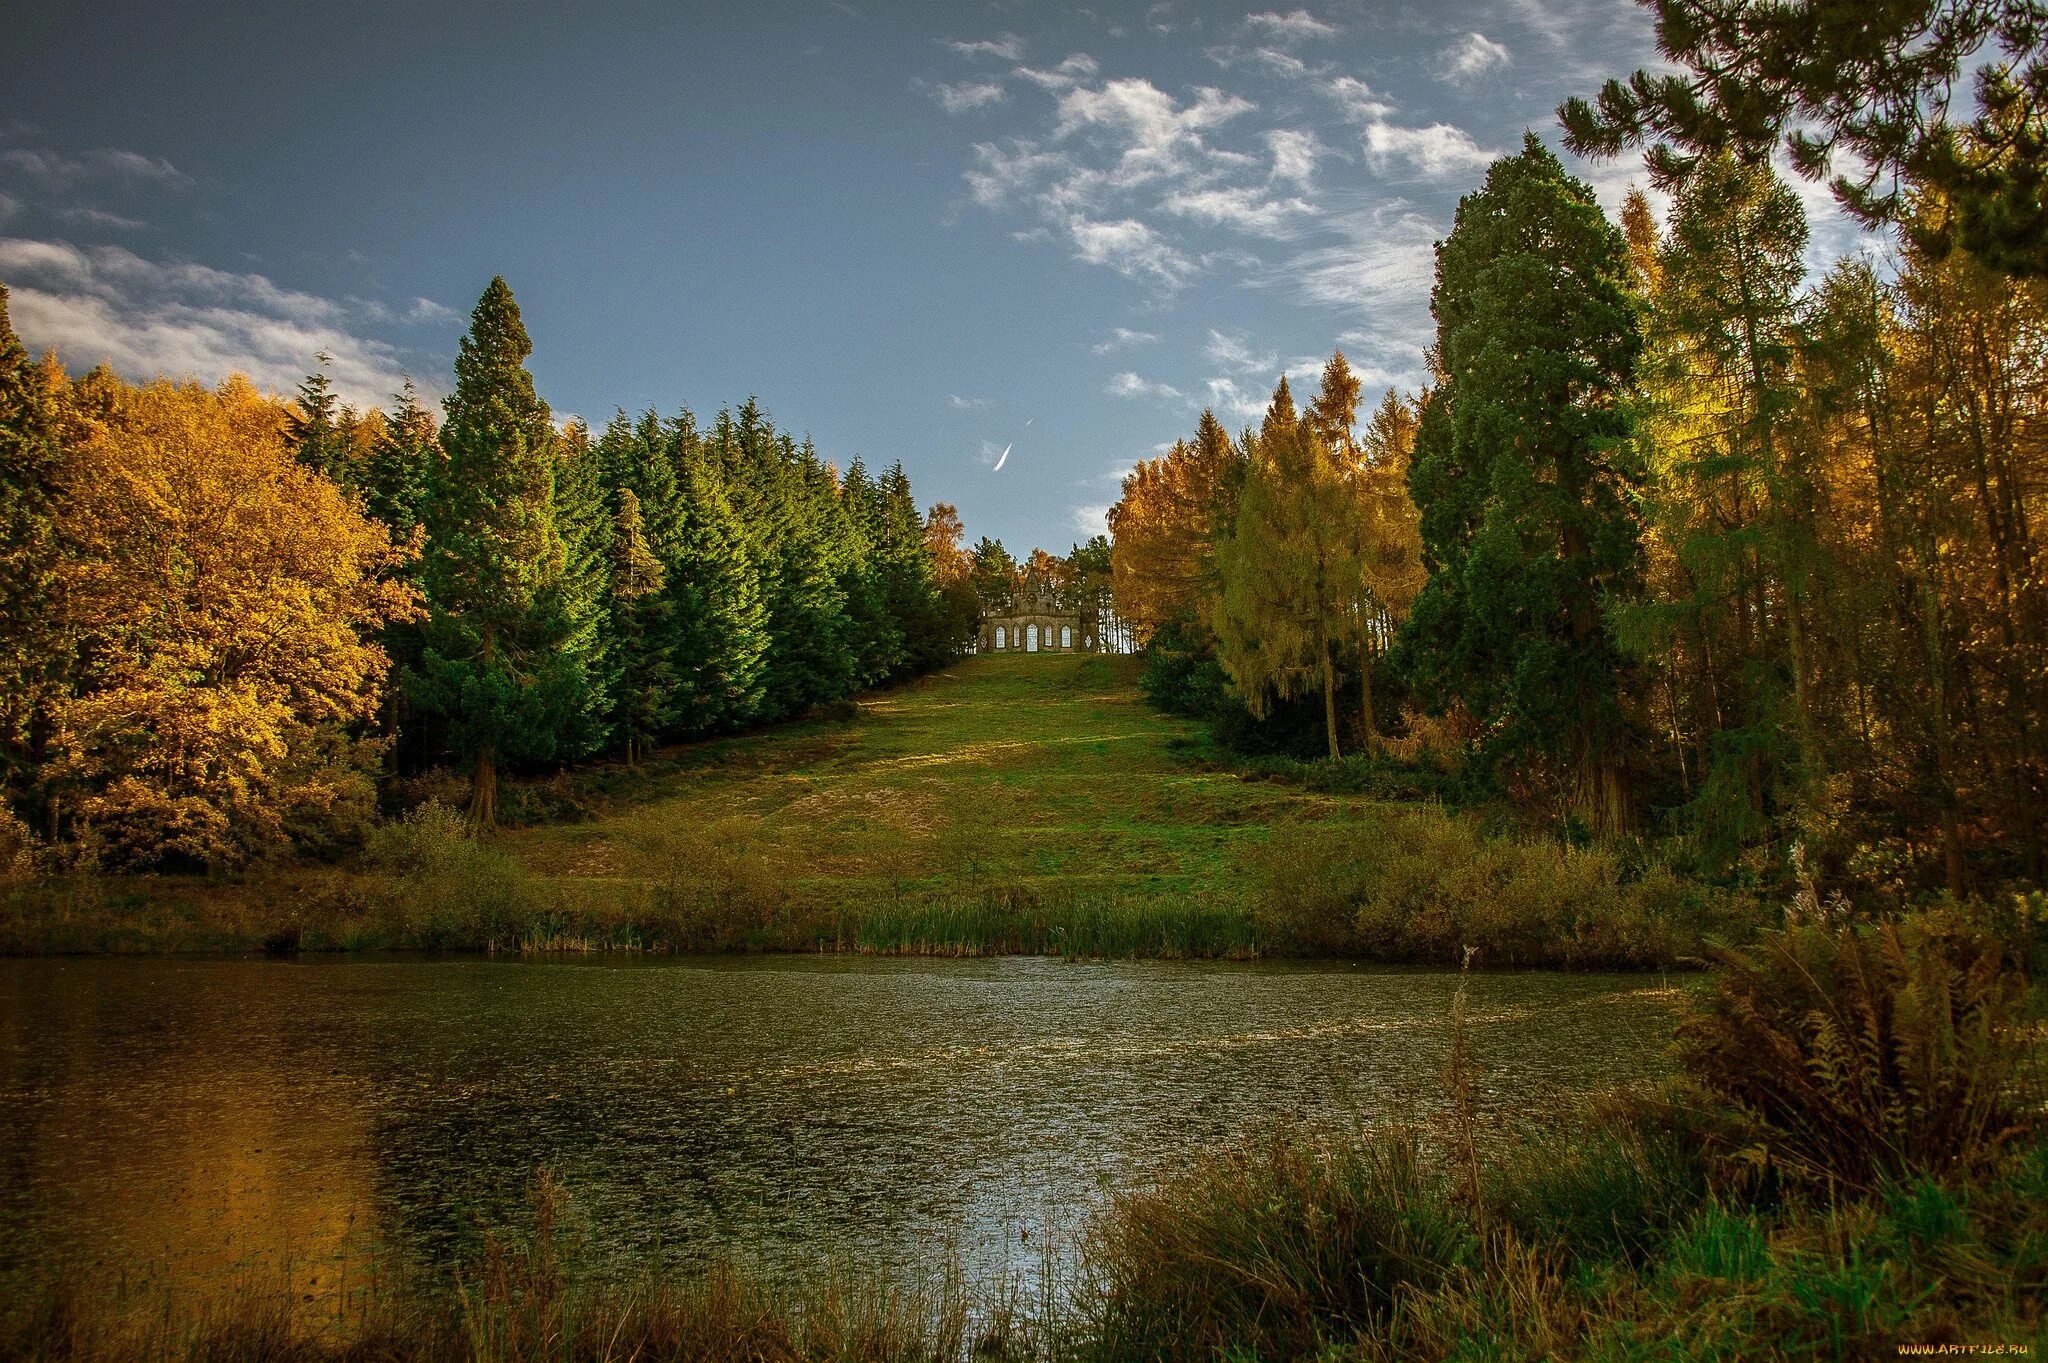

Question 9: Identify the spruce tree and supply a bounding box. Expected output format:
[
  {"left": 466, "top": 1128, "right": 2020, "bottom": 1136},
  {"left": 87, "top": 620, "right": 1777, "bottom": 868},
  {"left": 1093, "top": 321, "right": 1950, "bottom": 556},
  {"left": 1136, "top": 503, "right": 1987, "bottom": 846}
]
[
  {"left": 364, "top": 378, "right": 436, "bottom": 547},
  {"left": 0, "top": 285, "right": 64, "bottom": 819},
  {"left": 607, "top": 487, "right": 673, "bottom": 762},
  {"left": 289, "top": 356, "right": 347, "bottom": 483},
  {"left": 417, "top": 277, "right": 565, "bottom": 827},
  {"left": 1404, "top": 133, "right": 1646, "bottom": 832},
  {"left": 536, "top": 417, "right": 615, "bottom": 762},
  {"left": 671, "top": 442, "right": 768, "bottom": 733}
]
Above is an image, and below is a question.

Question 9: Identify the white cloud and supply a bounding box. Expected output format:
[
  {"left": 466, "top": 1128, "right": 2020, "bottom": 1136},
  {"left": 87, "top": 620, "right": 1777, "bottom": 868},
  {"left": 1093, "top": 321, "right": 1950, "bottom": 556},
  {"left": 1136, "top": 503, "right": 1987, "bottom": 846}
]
[
  {"left": 1072, "top": 503, "right": 1113, "bottom": 536},
  {"left": 56, "top": 206, "right": 146, "bottom": 230},
  {"left": 1204, "top": 328, "right": 1278, "bottom": 374},
  {"left": 1016, "top": 54, "right": 1101, "bottom": 91},
  {"left": 930, "top": 80, "right": 1006, "bottom": 113},
  {"left": 947, "top": 33, "right": 1025, "bottom": 60},
  {"left": 1268, "top": 128, "right": 1321, "bottom": 188},
  {"left": 1052, "top": 78, "right": 1256, "bottom": 192},
  {"left": 1091, "top": 326, "right": 1159, "bottom": 354},
  {"left": 1107, "top": 370, "right": 1185, "bottom": 399},
  {"left": 0, "top": 146, "right": 187, "bottom": 187},
  {"left": 0, "top": 237, "right": 433, "bottom": 409},
  {"left": 1206, "top": 44, "right": 1314, "bottom": 77},
  {"left": 1160, "top": 185, "right": 1314, "bottom": 237},
  {"left": 950, "top": 393, "right": 990, "bottom": 409},
  {"left": 1067, "top": 214, "right": 1196, "bottom": 288},
  {"left": 1244, "top": 9, "right": 1337, "bottom": 42},
  {"left": 1203, "top": 375, "right": 1270, "bottom": 420},
  {"left": 1437, "top": 32, "right": 1510, "bottom": 85},
  {"left": 1327, "top": 77, "right": 1497, "bottom": 179}
]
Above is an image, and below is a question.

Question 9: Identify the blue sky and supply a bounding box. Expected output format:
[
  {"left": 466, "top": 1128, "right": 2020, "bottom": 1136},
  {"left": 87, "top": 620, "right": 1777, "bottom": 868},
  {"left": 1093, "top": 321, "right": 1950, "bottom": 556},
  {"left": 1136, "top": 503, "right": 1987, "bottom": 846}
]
[{"left": 0, "top": 0, "right": 1852, "bottom": 552}]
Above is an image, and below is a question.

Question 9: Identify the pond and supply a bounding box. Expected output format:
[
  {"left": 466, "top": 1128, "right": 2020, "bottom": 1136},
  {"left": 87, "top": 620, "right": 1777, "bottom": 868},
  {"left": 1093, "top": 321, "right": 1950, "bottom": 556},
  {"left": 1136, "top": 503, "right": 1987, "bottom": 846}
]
[{"left": 0, "top": 955, "right": 1688, "bottom": 1304}]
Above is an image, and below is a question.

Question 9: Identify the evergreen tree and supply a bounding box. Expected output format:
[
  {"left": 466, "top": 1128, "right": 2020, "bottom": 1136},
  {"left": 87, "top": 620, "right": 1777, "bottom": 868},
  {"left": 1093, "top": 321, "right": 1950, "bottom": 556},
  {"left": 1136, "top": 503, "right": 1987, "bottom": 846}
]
[
  {"left": 364, "top": 378, "right": 436, "bottom": 548},
  {"left": 839, "top": 458, "right": 903, "bottom": 683},
  {"left": 1404, "top": 134, "right": 1646, "bottom": 832},
  {"left": 0, "top": 284, "right": 65, "bottom": 820},
  {"left": 875, "top": 461, "right": 948, "bottom": 674},
  {"left": 670, "top": 442, "right": 768, "bottom": 732},
  {"left": 1624, "top": 153, "right": 1816, "bottom": 858},
  {"left": 289, "top": 356, "right": 348, "bottom": 483},
  {"left": 607, "top": 487, "right": 673, "bottom": 762},
  {"left": 416, "top": 278, "right": 565, "bottom": 827},
  {"left": 537, "top": 417, "right": 615, "bottom": 762}
]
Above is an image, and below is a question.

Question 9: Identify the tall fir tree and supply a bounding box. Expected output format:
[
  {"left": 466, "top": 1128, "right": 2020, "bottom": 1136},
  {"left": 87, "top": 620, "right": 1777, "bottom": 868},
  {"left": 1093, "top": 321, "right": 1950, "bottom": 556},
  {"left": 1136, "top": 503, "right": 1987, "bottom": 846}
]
[
  {"left": 0, "top": 285, "right": 66, "bottom": 822},
  {"left": 1404, "top": 134, "right": 1646, "bottom": 833},
  {"left": 536, "top": 417, "right": 615, "bottom": 763},
  {"left": 416, "top": 278, "right": 565, "bottom": 827},
  {"left": 289, "top": 356, "right": 348, "bottom": 484},
  {"left": 670, "top": 441, "right": 768, "bottom": 733}
]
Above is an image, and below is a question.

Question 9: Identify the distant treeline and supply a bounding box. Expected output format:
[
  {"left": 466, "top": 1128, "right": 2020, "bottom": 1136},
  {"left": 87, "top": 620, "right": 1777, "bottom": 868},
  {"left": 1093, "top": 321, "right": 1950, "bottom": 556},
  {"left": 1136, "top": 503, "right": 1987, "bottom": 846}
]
[
  {"left": 0, "top": 277, "right": 988, "bottom": 869},
  {"left": 1112, "top": 137, "right": 2048, "bottom": 901}
]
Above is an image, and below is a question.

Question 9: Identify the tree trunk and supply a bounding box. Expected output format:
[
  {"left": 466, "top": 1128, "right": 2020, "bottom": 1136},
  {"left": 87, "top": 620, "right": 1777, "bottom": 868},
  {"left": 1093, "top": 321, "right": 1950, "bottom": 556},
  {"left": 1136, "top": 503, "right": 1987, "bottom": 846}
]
[
  {"left": 1358, "top": 617, "right": 1379, "bottom": 754},
  {"left": 470, "top": 619, "right": 500, "bottom": 830},
  {"left": 1320, "top": 627, "right": 1341, "bottom": 761}
]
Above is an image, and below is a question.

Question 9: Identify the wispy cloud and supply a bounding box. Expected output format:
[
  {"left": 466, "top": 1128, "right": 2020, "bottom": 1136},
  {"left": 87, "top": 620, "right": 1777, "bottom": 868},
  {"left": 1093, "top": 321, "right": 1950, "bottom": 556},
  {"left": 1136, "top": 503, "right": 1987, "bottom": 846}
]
[
  {"left": 0, "top": 237, "right": 437, "bottom": 408},
  {"left": 1267, "top": 128, "right": 1321, "bottom": 188},
  {"left": 1072, "top": 503, "right": 1113, "bottom": 536},
  {"left": 1069, "top": 215, "right": 1196, "bottom": 288},
  {"left": 928, "top": 80, "right": 1006, "bottom": 113},
  {"left": 1091, "top": 326, "right": 1159, "bottom": 354},
  {"left": 0, "top": 146, "right": 188, "bottom": 188},
  {"left": 1160, "top": 185, "right": 1313, "bottom": 237},
  {"left": 1437, "top": 32, "right": 1510, "bottom": 85},
  {"left": 1204, "top": 328, "right": 1278, "bottom": 374},
  {"left": 1327, "top": 77, "right": 1497, "bottom": 179},
  {"left": 1107, "top": 370, "right": 1184, "bottom": 399},
  {"left": 947, "top": 33, "right": 1025, "bottom": 61},
  {"left": 950, "top": 393, "right": 991, "bottom": 409},
  {"left": 1244, "top": 9, "right": 1337, "bottom": 42}
]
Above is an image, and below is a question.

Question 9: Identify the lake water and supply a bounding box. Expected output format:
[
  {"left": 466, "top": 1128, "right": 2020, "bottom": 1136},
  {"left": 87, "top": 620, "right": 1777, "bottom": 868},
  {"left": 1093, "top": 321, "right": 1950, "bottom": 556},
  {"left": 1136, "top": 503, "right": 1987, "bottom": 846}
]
[{"left": 0, "top": 955, "right": 1686, "bottom": 1303}]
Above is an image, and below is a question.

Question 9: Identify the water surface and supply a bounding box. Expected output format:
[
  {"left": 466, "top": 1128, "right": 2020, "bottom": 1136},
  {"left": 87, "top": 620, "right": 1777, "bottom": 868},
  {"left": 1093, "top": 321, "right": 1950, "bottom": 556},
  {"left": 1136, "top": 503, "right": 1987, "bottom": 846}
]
[{"left": 0, "top": 955, "right": 1685, "bottom": 1300}]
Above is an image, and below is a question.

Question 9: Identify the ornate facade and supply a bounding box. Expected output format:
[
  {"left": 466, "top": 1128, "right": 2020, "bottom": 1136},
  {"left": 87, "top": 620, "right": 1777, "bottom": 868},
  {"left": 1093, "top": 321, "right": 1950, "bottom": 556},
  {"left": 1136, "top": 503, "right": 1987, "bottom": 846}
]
[{"left": 979, "top": 587, "right": 1095, "bottom": 654}]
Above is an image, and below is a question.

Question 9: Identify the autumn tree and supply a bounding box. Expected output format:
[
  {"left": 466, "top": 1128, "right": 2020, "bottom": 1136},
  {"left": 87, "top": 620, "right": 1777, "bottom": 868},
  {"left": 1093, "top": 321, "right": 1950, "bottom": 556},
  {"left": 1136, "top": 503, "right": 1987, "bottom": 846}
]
[
  {"left": 1108, "top": 408, "right": 1241, "bottom": 641},
  {"left": 49, "top": 376, "right": 417, "bottom": 868}
]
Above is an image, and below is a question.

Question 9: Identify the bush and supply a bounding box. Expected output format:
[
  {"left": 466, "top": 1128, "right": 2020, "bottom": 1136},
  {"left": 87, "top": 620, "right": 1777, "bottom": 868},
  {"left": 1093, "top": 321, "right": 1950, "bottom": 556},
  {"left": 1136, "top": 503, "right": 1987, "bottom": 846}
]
[
  {"left": 1081, "top": 1125, "right": 1473, "bottom": 1361},
  {"left": 636, "top": 817, "right": 787, "bottom": 950},
  {"left": 363, "top": 802, "right": 544, "bottom": 949},
  {"left": 1250, "top": 804, "right": 1744, "bottom": 967},
  {"left": 1677, "top": 912, "right": 2042, "bottom": 1190}
]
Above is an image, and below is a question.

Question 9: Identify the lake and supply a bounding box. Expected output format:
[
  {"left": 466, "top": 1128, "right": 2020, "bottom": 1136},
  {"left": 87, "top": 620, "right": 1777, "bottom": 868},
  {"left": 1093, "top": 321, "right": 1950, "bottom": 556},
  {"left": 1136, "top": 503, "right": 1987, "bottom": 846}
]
[{"left": 0, "top": 955, "right": 1686, "bottom": 1305}]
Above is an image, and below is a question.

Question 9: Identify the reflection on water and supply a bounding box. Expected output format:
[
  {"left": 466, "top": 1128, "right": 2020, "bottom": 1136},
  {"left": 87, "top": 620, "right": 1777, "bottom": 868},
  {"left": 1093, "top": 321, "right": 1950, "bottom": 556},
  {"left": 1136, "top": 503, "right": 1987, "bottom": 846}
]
[{"left": 0, "top": 955, "right": 1688, "bottom": 1300}]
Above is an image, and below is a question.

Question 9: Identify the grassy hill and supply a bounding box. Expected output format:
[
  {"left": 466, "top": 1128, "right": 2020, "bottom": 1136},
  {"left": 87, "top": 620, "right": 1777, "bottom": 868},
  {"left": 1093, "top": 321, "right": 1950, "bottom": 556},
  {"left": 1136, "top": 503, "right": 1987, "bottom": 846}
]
[{"left": 5, "top": 654, "right": 1734, "bottom": 962}]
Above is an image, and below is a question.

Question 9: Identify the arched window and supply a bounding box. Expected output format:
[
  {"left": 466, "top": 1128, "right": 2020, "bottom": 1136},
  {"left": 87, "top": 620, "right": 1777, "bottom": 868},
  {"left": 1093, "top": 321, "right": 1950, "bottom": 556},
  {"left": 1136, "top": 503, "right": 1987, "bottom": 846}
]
[
  {"left": 1061, "top": 625, "right": 1073, "bottom": 649},
  {"left": 1026, "top": 624, "right": 1040, "bottom": 652},
  {"left": 995, "top": 626, "right": 1006, "bottom": 650}
]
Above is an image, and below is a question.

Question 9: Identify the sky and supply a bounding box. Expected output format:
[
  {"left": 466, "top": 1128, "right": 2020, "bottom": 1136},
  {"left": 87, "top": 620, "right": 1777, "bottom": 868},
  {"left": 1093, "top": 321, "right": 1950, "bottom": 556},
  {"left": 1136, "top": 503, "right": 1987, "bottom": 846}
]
[{"left": 0, "top": 0, "right": 1863, "bottom": 552}]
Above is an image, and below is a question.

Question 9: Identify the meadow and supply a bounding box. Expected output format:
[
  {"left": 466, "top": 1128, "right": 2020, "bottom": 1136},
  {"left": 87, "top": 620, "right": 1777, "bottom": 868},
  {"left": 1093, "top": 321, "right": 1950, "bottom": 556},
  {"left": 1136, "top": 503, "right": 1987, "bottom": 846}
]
[{"left": 1, "top": 654, "right": 1736, "bottom": 967}]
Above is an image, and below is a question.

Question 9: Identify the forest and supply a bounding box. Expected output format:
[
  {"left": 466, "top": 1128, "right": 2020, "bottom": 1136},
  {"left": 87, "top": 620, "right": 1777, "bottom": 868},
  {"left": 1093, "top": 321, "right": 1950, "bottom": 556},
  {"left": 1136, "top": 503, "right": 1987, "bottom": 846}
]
[
  {"left": 1111, "top": 138, "right": 2047, "bottom": 906},
  {"left": 0, "top": 275, "right": 1124, "bottom": 869}
]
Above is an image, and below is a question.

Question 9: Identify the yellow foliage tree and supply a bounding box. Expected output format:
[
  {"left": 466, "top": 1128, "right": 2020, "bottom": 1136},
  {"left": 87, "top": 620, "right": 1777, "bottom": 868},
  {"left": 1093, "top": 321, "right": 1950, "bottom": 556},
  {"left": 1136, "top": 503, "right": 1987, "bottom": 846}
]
[
  {"left": 1108, "top": 408, "right": 1241, "bottom": 642},
  {"left": 50, "top": 375, "right": 420, "bottom": 869}
]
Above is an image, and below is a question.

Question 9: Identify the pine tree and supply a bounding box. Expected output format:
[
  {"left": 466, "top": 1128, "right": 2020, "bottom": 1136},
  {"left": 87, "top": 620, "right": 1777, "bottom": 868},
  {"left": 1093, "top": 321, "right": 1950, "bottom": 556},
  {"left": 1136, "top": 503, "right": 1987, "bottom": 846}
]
[
  {"left": 0, "top": 284, "right": 65, "bottom": 821},
  {"left": 1404, "top": 134, "right": 1645, "bottom": 832},
  {"left": 416, "top": 278, "right": 565, "bottom": 827}
]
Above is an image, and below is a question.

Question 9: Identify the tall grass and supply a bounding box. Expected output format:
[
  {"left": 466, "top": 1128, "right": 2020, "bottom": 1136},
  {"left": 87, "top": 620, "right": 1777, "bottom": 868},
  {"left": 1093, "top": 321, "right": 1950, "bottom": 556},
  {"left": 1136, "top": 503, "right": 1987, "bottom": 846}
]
[{"left": 1251, "top": 803, "right": 1752, "bottom": 967}]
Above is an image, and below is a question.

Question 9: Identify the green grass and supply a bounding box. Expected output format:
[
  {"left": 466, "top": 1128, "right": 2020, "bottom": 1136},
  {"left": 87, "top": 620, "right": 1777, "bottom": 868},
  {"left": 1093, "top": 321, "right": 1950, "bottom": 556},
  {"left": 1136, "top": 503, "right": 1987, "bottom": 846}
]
[{"left": 2, "top": 654, "right": 1750, "bottom": 963}]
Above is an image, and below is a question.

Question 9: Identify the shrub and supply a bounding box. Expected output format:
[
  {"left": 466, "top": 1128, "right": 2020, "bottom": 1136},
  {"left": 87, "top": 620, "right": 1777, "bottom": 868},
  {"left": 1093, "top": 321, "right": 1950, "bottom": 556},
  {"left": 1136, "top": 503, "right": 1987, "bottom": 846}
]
[
  {"left": 363, "top": 801, "right": 543, "bottom": 949},
  {"left": 1080, "top": 1125, "right": 1473, "bottom": 1361},
  {"left": 1250, "top": 804, "right": 1741, "bottom": 967},
  {"left": 638, "top": 817, "right": 786, "bottom": 950},
  {"left": 1677, "top": 912, "right": 2041, "bottom": 1190}
]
